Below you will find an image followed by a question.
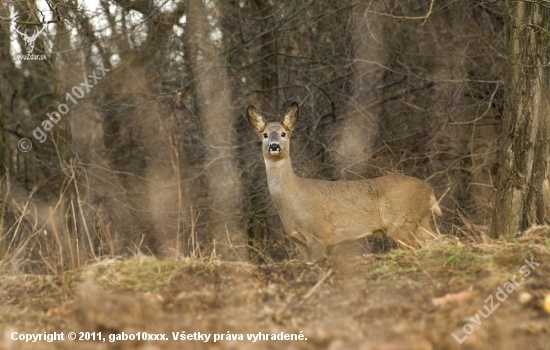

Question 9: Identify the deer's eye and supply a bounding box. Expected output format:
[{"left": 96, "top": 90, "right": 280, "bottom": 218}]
[
  {"left": 263, "top": 133, "right": 268, "bottom": 139},
  {"left": 281, "top": 132, "right": 286, "bottom": 137}
]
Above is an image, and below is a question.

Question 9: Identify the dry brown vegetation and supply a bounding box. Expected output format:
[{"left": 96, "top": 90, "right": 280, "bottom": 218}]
[{"left": 1, "top": 233, "right": 550, "bottom": 349}]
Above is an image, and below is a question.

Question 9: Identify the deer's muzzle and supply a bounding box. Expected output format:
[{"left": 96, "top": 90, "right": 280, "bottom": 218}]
[{"left": 268, "top": 142, "right": 281, "bottom": 155}]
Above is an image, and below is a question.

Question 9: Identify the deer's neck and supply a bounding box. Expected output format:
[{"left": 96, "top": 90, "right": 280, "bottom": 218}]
[{"left": 264, "top": 157, "right": 298, "bottom": 199}]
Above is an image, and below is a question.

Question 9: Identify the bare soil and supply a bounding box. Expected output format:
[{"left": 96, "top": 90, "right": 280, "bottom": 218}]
[{"left": 1, "top": 235, "right": 549, "bottom": 350}]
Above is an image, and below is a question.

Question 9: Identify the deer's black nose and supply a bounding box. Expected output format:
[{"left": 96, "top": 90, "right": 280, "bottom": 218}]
[{"left": 269, "top": 143, "right": 281, "bottom": 152}]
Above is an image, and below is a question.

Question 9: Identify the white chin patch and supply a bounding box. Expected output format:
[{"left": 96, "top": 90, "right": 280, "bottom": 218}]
[{"left": 269, "top": 150, "right": 280, "bottom": 155}]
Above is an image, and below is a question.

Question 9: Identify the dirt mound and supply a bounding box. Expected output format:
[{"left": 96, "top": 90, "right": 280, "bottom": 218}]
[{"left": 1, "top": 237, "right": 549, "bottom": 349}]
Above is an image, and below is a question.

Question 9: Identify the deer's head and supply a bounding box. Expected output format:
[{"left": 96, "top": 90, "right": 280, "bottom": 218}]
[{"left": 247, "top": 102, "right": 299, "bottom": 163}]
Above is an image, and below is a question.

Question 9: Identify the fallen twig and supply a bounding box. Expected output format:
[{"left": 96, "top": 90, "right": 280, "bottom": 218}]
[{"left": 302, "top": 269, "right": 333, "bottom": 300}]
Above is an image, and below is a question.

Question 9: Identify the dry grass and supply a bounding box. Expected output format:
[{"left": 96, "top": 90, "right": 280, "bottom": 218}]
[{"left": 0, "top": 234, "right": 549, "bottom": 350}]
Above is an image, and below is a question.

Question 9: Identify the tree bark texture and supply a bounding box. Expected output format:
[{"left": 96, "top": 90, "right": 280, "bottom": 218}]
[{"left": 491, "top": 0, "right": 550, "bottom": 238}]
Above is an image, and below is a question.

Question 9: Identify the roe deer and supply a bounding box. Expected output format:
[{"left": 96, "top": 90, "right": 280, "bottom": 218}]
[{"left": 247, "top": 102, "right": 442, "bottom": 261}]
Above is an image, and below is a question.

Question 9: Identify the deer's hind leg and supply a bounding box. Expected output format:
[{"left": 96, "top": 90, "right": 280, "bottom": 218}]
[
  {"left": 417, "top": 215, "right": 438, "bottom": 241},
  {"left": 384, "top": 222, "right": 426, "bottom": 249}
]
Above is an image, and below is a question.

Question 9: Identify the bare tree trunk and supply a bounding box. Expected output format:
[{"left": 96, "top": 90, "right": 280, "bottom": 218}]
[
  {"left": 491, "top": 0, "right": 550, "bottom": 238},
  {"left": 251, "top": 0, "right": 279, "bottom": 108},
  {"left": 242, "top": 0, "right": 280, "bottom": 262},
  {"left": 0, "top": 4, "right": 7, "bottom": 259},
  {"left": 187, "top": 0, "right": 248, "bottom": 260},
  {"left": 48, "top": 18, "right": 76, "bottom": 268},
  {"left": 0, "top": 77, "right": 5, "bottom": 259},
  {"left": 335, "top": 6, "right": 383, "bottom": 179}
]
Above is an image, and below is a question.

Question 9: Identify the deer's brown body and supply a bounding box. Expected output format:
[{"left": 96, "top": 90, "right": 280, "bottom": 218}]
[{"left": 248, "top": 102, "right": 441, "bottom": 261}]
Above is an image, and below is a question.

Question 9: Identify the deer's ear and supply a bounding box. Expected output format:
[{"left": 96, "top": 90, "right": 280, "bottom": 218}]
[
  {"left": 247, "top": 105, "right": 266, "bottom": 132},
  {"left": 282, "top": 102, "right": 299, "bottom": 130}
]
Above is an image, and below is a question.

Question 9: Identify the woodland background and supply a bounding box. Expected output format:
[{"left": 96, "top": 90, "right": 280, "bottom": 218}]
[{"left": 0, "top": 0, "right": 547, "bottom": 270}]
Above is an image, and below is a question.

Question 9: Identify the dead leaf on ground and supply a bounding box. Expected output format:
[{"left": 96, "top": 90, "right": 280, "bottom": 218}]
[
  {"left": 47, "top": 308, "right": 68, "bottom": 317},
  {"left": 432, "top": 291, "right": 477, "bottom": 306}
]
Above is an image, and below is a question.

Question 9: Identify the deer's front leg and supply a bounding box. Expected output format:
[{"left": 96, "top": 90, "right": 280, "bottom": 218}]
[
  {"left": 288, "top": 230, "right": 311, "bottom": 260},
  {"left": 307, "top": 239, "right": 326, "bottom": 262},
  {"left": 291, "top": 231, "right": 326, "bottom": 262}
]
